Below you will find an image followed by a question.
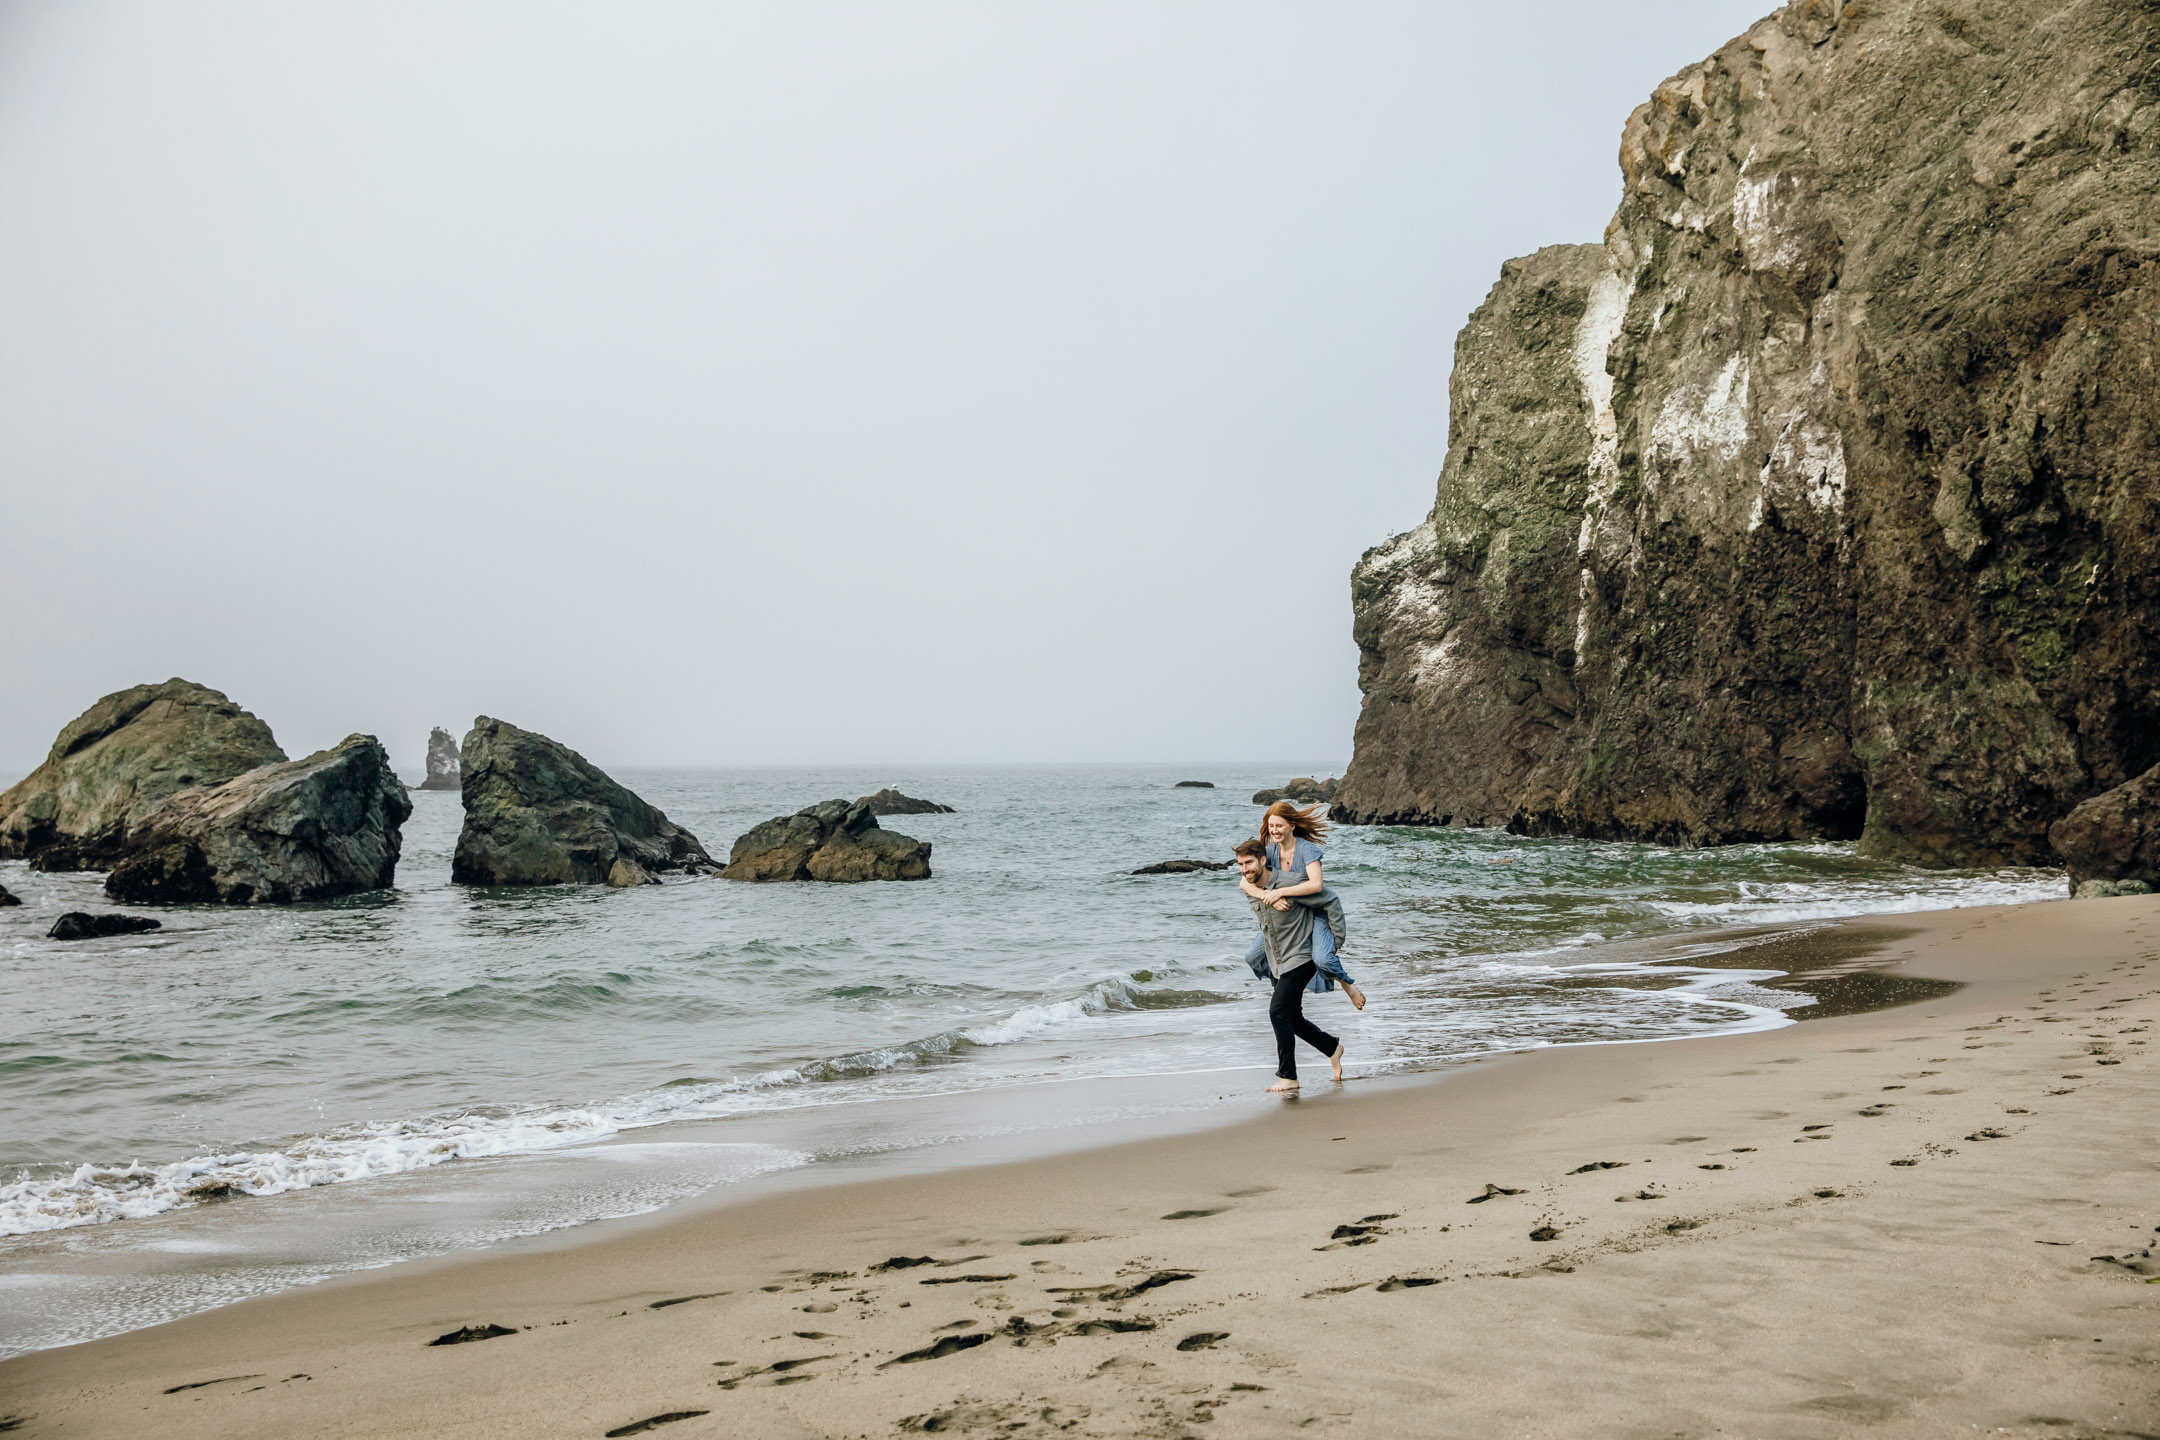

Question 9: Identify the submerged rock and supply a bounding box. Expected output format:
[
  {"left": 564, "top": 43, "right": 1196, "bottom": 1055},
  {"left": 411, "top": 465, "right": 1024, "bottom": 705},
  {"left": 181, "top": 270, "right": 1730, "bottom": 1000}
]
[
  {"left": 1130, "top": 859, "right": 1231, "bottom": 875},
  {"left": 418, "top": 727, "right": 461, "bottom": 791},
  {"left": 49, "top": 911, "right": 161, "bottom": 940},
  {"left": 1252, "top": 777, "right": 1338, "bottom": 806},
  {"left": 452, "top": 718, "right": 714, "bottom": 887},
  {"left": 2051, "top": 763, "right": 2160, "bottom": 893},
  {"left": 856, "top": 788, "right": 955, "bottom": 816},
  {"left": 104, "top": 736, "right": 413, "bottom": 905},
  {"left": 0, "top": 680, "right": 286, "bottom": 868},
  {"left": 724, "top": 800, "right": 930, "bottom": 882},
  {"left": 0, "top": 882, "right": 19, "bottom": 907},
  {"left": 1337, "top": 0, "right": 2160, "bottom": 866}
]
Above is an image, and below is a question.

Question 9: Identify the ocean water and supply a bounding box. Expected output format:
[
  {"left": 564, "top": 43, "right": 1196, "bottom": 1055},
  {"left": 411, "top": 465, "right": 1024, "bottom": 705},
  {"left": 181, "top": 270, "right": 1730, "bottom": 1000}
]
[{"left": 0, "top": 764, "right": 2065, "bottom": 1354}]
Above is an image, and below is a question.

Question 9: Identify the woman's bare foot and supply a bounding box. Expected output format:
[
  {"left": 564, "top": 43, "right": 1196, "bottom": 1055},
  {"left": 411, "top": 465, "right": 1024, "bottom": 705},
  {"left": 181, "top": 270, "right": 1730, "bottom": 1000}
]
[
  {"left": 1343, "top": 983, "right": 1366, "bottom": 1011},
  {"left": 1329, "top": 1044, "right": 1346, "bottom": 1083},
  {"left": 1266, "top": 1078, "right": 1300, "bottom": 1094}
]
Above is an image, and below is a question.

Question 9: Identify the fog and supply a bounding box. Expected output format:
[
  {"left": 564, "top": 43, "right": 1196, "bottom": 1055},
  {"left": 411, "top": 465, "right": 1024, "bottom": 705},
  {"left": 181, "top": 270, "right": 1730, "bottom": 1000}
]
[{"left": 0, "top": 0, "right": 1769, "bottom": 774}]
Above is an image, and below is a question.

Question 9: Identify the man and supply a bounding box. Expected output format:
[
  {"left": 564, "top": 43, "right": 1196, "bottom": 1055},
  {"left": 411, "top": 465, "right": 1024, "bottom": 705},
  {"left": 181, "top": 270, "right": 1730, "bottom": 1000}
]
[{"left": 1234, "top": 837, "right": 1345, "bottom": 1092}]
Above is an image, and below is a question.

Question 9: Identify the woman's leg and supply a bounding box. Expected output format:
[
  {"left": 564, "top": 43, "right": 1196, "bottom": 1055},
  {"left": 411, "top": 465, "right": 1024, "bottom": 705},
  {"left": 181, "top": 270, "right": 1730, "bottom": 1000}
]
[
  {"left": 1269, "top": 961, "right": 1341, "bottom": 1086},
  {"left": 1311, "top": 917, "right": 1366, "bottom": 1010},
  {"left": 1311, "top": 917, "right": 1356, "bottom": 984}
]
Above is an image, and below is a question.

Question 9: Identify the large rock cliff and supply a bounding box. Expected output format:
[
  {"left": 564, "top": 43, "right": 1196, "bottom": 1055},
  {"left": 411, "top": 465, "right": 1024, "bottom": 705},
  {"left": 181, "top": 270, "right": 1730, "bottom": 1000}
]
[{"left": 1338, "top": 0, "right": 2160, "bottom": 872}]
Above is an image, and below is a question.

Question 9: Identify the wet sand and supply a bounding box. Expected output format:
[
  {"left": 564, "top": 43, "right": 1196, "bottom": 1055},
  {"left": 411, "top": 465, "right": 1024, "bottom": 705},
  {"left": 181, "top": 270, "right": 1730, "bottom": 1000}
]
[{"left": 4, "top": 895, "right": 2156, "bottom": 1438}]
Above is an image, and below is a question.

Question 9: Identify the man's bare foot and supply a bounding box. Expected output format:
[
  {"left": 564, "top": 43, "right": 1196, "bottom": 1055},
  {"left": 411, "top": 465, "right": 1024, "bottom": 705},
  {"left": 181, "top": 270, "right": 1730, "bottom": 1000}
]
[
  {"left": 1343, "top": 983, "right": 1366, "bottom": 1011},
  {"left": 1330, "top": 1044, "right": 1346, "bottom": 1083},
  {"left": 1266, "top": 1078, "right": 1300, "bottom": 1094}
]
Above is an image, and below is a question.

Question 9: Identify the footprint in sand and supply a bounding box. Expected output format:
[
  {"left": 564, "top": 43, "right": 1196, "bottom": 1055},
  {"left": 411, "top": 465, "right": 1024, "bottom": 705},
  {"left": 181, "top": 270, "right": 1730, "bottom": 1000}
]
[
  {"left": 1570, "top": 1161, "right": 1629, "bottom": 1173},
  {"left": 1376, "top": 1275, "right": 1440, "bottom": 1291},
  {"left": 163, "top": 1375, "right": 265, "bottom": 1394},
  {"left": 1466, "top": 1183, "right": 1524, "bottom": 1203},
  {"left": 427, "top": 1325, "right": 516, "bottom": 1346},
  {"left": 605, "top": 1413, "right": 709, "bottom": 1436},
  {"left": 882, "top": 1334, "right": 992, "bottom": 1366},
  {"left": 1162, "top": 1208, "right": 1226, "bottom": 1220}
]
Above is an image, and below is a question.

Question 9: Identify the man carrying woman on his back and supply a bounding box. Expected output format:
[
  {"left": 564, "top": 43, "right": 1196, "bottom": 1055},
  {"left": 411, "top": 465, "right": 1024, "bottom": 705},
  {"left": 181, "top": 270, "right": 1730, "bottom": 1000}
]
[{"left": 1235, "top": 800, "right": 1365, "bottom": 1093}]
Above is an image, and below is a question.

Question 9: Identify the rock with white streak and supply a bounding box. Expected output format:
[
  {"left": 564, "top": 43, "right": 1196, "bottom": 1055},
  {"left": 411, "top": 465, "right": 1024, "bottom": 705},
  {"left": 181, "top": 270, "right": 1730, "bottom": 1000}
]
[{"left": 1338, "top": 0, "right": 2160, "bottom": 868}]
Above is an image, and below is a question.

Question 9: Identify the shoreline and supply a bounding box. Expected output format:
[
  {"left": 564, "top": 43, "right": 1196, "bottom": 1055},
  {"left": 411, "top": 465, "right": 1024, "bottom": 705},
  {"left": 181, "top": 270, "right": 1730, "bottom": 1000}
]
[
  {"left": 0, "top": 904, "right": 1931, "bottom": 1360},
  {"left": 5, "top": 892, "right": 2154, "bottom": 1436}
]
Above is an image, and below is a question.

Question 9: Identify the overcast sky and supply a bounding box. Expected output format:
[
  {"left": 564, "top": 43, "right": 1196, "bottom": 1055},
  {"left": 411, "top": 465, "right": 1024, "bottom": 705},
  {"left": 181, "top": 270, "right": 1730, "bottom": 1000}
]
[{"left": 0, "top": 0, "right": 1769, "bottom": 775}]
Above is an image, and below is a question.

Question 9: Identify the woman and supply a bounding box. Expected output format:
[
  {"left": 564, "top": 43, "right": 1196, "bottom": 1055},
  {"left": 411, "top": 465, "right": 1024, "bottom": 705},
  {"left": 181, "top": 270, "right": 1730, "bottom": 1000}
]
[
  {"left": 1236, "top": 836, "right": 1344, "bottom": 1093},
  {"left": 1256, "top": 800, "right": 1366, "bottom": 1010}
]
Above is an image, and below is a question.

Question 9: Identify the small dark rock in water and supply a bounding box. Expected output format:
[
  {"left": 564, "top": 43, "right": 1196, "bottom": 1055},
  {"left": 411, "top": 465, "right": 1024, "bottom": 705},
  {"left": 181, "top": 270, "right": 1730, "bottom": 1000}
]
[
  {"left": 856, "top": 787, "right": 954, "bottom": 816},
  {"left": 418, "top": 727, "right": 461, "bottom": 791},
  {"left": 427, "top": 1324, "right": 518, "bottom": 1346},
  {"left": 725, "top": 800, "right": 930, "bottom": 883},
  {"left": 1130, "top": 859, "right": 1231, "bottom": 875},
  {"left": 1174, "top": 780, "right": 1215, "bottom": 788},
  {"left": 49, "top": 911, "right": 161, "bottom": 940},
  {"left": 1252, "top": 777, "right": 1339, "bottom": 805},
  {"left": 0, "top": 882, "right": 18, "bottom": 907}
]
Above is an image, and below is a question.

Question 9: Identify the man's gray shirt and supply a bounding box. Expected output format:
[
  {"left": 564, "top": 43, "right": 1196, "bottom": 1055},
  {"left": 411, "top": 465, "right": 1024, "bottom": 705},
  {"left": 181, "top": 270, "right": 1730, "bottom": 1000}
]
[{"left": 1247, "top": 867, "right": 1350, "bottom": 979}]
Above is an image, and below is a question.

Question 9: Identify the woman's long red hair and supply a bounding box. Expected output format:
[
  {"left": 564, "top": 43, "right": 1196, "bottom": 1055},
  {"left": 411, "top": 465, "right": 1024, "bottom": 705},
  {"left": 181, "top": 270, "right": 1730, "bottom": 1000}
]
[{"left": 1261, "top": 799, "right": 1330, "bottom": 844}]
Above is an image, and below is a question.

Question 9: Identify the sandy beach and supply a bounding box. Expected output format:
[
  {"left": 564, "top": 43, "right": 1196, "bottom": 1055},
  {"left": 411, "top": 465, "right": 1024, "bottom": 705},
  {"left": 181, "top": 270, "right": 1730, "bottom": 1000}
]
[{"left": 4, "top": 893, "right": 2155, "bottom": 1439}]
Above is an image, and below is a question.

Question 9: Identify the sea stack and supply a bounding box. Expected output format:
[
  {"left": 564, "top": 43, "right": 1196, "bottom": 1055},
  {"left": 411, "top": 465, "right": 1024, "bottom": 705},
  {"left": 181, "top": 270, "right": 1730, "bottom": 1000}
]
[
  {"left": 723, "top": 799, "right": 931, "bottom": 882},
  {"left": 419, "top": 727, "right": 461, "bottom": 791},
  {"left": 104, "top": 735, "right": 412, "bottom": 905},
  {"left": 0, "top": 679, "right": 287, "bottom": 870},
  {"left": 1336, "top": 0, "right": 2159, "bottom": 870},
  {"left": 451, "top": 717, "right": 715, "bottom": 887}
]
